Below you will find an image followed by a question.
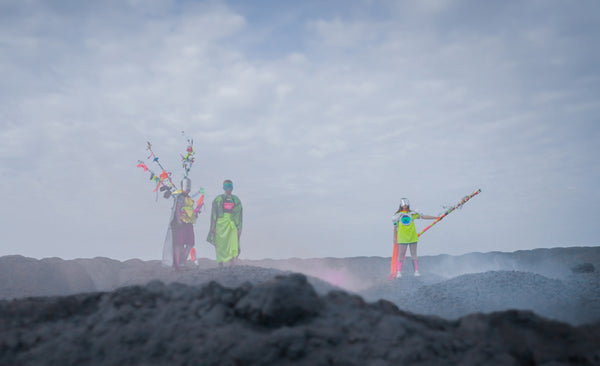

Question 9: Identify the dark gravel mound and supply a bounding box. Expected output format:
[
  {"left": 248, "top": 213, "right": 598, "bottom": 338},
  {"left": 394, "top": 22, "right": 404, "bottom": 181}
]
[
  {"left": 405, "top": 271, "right": 570, "bottom": 319},
  {"left": 360, "top": 271, "right": 600, "bottom": 325},
  {"left": 1, "top": 274, "right": 599, "bottom": 366},
  {"left": 2, "top": 247, "right": 599, "bottom": 328},
  {"left": 0, "top": 256, "right": 340, "bottom": 300},
  {"left": 572, "top": 263, "right": 596, "bottom": 274},
  {"left": 0, "top": 256, "right": 96, "bottom": 299},
  {"left": 360, "top": 272, "right": 447, "bottom": 301},
  {"left": 132, "top": 265, "right": 342, "bottom": 296},
  {"left": 564, "top": 272, "right": 600, "bottom": 324},
  {"left": 417, "top": 247, "right": 600, "bottom": 279}
]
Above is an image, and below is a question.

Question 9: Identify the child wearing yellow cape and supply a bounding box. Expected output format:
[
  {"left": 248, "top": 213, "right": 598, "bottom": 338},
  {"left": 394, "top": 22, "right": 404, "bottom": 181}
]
[{"left": 389, "top": 198, "right": 438, "bottom": 279}]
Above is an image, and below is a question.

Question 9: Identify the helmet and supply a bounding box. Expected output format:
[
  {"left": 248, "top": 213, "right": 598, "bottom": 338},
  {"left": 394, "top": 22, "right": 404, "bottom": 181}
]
[
  {"left": 181, "top": 177, "right": 192, "bottom": 192},
  {"left": 399, "top": 198, "right": 410, "bottom": 208}
]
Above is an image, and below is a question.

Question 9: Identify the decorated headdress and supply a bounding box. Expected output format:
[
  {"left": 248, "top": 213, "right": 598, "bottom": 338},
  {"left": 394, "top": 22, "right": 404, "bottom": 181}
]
[{"left": 137, "top": 131, "right": 203, "bottom": 206}]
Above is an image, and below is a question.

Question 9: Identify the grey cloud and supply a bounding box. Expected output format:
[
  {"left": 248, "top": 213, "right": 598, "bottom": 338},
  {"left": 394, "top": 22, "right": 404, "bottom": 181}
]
[{"left": 0, "top": 0, "right": 598, "bottom": 261}]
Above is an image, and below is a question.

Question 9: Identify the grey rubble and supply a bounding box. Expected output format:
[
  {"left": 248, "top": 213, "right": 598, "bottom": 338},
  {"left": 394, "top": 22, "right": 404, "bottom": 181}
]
[
  {"left": 1, "top": 273, "right": 599, "bottom": 366},
  {"left": 1, "top": 247, "right": 600, "bottom": 325}
]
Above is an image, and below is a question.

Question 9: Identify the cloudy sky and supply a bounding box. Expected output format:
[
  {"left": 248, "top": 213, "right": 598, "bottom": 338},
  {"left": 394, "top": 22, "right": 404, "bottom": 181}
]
[{"left": 1, "top": 0, "right": 598, "bottom": 261}]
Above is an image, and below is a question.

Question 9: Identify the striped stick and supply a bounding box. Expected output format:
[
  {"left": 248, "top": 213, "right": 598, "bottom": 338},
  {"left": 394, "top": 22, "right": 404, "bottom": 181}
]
[{"left": 417, "top": 189, "right": 482, "bottom": 237}]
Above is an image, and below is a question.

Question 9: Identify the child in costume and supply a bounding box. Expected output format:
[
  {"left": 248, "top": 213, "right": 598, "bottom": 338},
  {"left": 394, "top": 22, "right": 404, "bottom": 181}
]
[
  {"left": 207, "top": 180, "right": 243, "bottom": 266},
  {"left": 390, "top": 198, "right": 438, "bottom": 278}
]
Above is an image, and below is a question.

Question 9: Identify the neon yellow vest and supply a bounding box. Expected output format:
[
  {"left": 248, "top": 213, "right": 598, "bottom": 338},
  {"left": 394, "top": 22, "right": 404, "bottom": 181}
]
[{"left": 395, "top": 211, "right": 420, "bottom": 243}]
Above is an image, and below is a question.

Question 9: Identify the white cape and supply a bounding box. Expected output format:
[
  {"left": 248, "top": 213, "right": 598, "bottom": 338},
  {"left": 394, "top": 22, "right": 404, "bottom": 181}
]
[{"left": 161, "top": 195, "right": 178, "bottom": 267}]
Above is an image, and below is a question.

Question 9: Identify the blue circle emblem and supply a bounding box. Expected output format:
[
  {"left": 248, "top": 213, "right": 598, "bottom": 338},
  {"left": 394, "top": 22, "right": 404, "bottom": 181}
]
[{"left": 400, "top": 214, "right": 412, "bottom": 226}]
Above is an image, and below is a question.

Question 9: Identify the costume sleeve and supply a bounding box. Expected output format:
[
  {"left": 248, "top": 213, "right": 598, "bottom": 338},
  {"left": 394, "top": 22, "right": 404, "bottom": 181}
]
[
  {"left": 237, "top": 198, "right": 243, "bottom": 232},
  {"left": 210, "top": 196, "right": 219, "bottom": 232},
  {"left": 231, "top": 196, "right": 243, "bottom": 232},
  {"left": 206, "top": 196, "right": 220, "bottom": 244}
]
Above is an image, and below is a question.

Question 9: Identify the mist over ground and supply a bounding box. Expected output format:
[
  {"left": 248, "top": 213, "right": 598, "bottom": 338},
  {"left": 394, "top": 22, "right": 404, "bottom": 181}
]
[
  {"left": 2, "top": 246, "right": 599, "bottom": 325},
  {"left": 1, "top": 246, "right": 599, "bottom": 365}
]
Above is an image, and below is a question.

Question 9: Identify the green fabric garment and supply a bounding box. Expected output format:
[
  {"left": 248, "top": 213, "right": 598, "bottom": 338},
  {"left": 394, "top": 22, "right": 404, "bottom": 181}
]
[
  {"left": 207, "top": 194, "right": 243, "bottom": 263},
  {"left": 395, "top": 211, "right": 420, "bottom": 244},
  {"left": 213, "top": 213, "right": 239, "bottom": 263}
]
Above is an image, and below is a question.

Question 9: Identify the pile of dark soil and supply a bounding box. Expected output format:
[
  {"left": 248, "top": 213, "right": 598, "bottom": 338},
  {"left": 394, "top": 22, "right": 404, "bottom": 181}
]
[{"left": 1, "top": 274, "right": 599, "bottom": 365}]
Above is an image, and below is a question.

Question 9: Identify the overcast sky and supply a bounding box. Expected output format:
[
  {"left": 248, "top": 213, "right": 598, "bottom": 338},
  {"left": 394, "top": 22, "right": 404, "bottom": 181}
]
[{"left": 1, "top": 0, "right": 598, "bottom": 261}]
